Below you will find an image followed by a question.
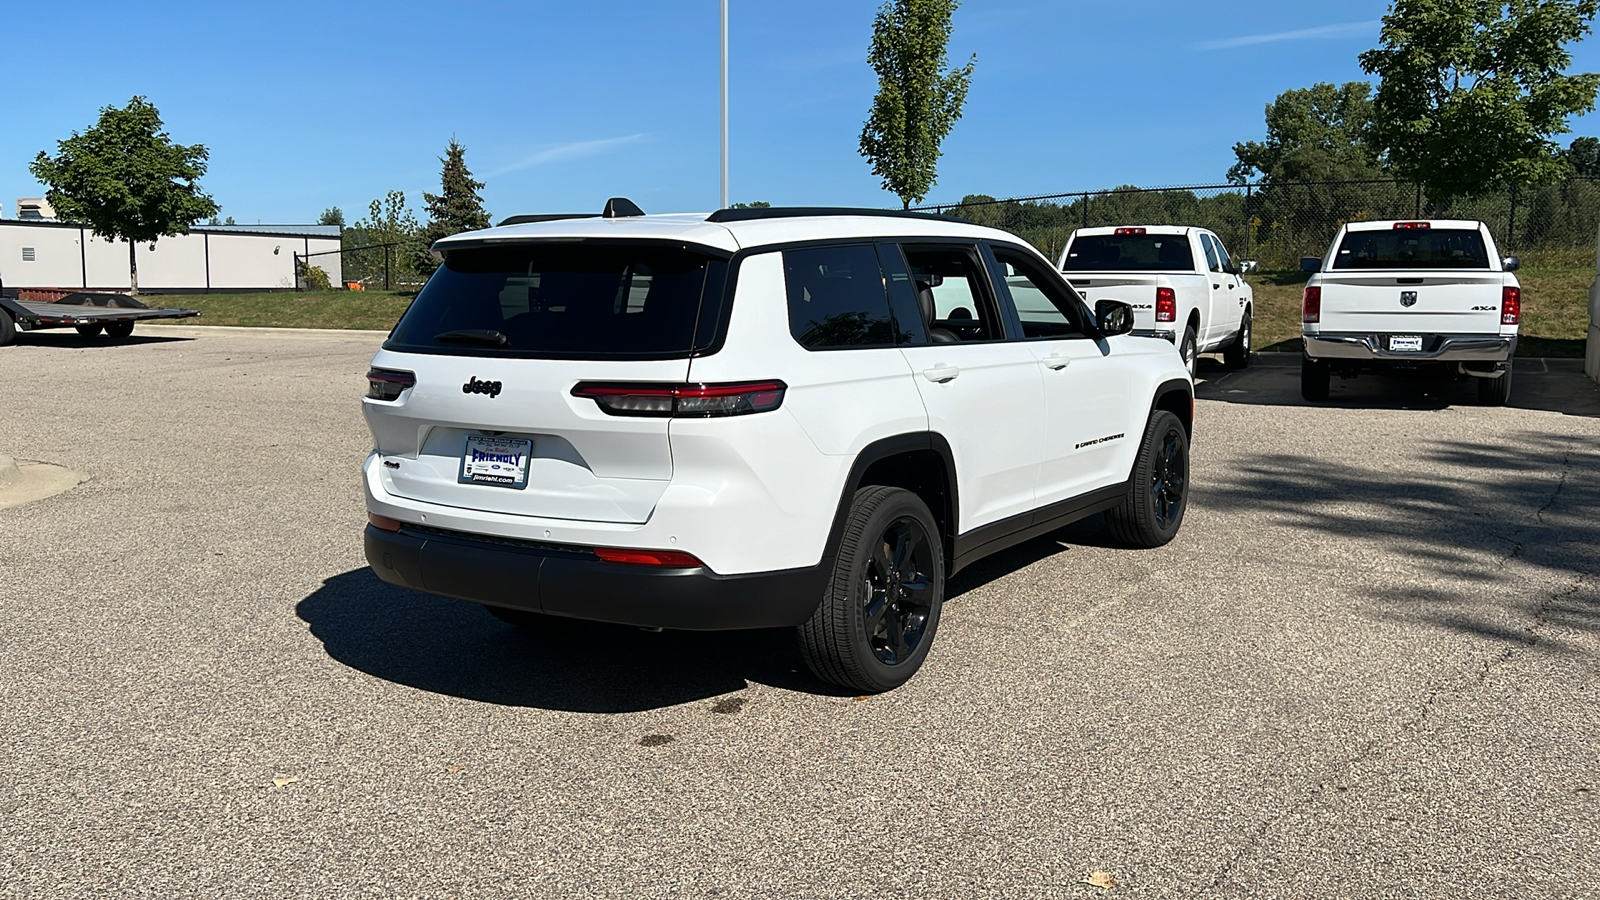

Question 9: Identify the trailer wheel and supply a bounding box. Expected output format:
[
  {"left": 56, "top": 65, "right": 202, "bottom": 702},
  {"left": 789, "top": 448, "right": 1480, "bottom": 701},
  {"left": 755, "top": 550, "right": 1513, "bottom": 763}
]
[
  {"left": 103, "top": 320, "right": 135, "bottom": 340},
  {"left": 0, "top": 310, "right": 15, "bottom": 347},
  {"left": 76, "top": 323, "right": 104, "bottom": 337}
]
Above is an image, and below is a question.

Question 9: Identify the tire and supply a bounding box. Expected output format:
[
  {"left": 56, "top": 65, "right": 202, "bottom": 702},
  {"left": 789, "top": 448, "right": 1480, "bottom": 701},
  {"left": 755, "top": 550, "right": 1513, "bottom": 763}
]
[
  {"left": 798, "top": 486, "right": 945, "bottom": 693},
  {"left": 1223, "top": 310, "right": 1251, "bottom": 369},
  {"left": 1178, "top": 326, "right": 1198, "bottom": 379},
  {"left": 482, "top": 604, "right": 560, "bottom": 630},
  {"left": 0, "top": 311, "right": 14, "bottom": 347},
  {"left": 76, "top": 323, "right": 104, "bottom": 336},
  {"left": 1301, "top": 355, "right": 1330, "bottom": 401},
  {"left": 103, "top": 320, "right": 135, "bottom": 340},
  {"left": 1105, "top": 410, "right": 1190, "bottom": 548},
  {"left": 1477, "top": 362, "right": 1513, "bottom": 406}
]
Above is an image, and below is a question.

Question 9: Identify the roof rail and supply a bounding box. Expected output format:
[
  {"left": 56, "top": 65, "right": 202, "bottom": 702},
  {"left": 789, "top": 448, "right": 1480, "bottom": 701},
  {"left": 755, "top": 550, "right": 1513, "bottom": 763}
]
[
  {"left": 497, "top": 213, "right": 600, "bottom": 227},
  {"left": 706, "top": 206, "right": 968, "bottom": 224}
]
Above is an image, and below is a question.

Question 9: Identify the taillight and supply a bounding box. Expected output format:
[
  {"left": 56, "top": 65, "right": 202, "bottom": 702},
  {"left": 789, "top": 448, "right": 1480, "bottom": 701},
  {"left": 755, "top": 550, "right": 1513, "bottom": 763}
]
[
  {"left": 594, "top": 547, "right": 703, "bottom": 567},
  {"left": 1501, "top": 286, "right": 1520, "bottom": 325},
  {"left": 1114, "top": 227, "right": 1147, "bottom": 235},
  {"left": 1155, "top": 287, "right": 1176, "bottom": 322},
  {"left": 366, "top": 368, "right": 415, "bottom": 401},
  {"left": 572, "top": 380, "right": 787, "bottom": 417},
  {"left": 1393, "top": 221, "right": 1431, "bottom": 230},
  {"left": 1302, "top": 286, "right": 1321, "bottom": 323}
]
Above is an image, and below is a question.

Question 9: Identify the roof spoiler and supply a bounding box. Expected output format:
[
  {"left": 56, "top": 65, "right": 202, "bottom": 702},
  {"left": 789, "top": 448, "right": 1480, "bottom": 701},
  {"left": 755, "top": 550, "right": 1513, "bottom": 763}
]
[{"left": 497, "top": 197, "right": 647, "bottom": 228}]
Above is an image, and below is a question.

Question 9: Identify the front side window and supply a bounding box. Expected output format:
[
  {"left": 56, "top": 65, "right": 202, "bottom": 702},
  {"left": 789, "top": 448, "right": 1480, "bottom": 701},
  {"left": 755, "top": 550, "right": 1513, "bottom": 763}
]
[
  {"left": 1210, "top": 235, "right": 1236, "bottom": 273},
  {"left": 386, "top": 243, "right": 727, "bottom": 359},
  {"left": 990, "top": 245, "right": 1093, "bottom": 339},
  {"left": 1200, "top": 234, "right": 1223, "bottom": 273},
  {"left": 1332, "top": 228, "right": 1491, "bottom": 270},
  {"left": 783, "top": 244, "right": 898, "bottom": 349}
]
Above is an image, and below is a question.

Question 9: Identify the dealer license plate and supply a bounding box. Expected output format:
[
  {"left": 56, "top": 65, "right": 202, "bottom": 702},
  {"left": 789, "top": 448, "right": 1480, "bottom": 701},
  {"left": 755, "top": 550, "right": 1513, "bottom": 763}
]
[
  {"left": 459, "top": 435, "right": 532, "bottom": 489},
  {"left": 1389, "top": 335, "right": 1423, "bottom": 352}
]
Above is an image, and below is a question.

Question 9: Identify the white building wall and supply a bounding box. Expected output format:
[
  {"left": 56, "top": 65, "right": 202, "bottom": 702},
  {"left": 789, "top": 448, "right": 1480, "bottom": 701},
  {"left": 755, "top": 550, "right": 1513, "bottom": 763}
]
[
  {"left": 0, "top": 221, "right": 343, "bottom": 291},
  {"left": 0, "top": 223, "right": 84, "bottom": 288}
]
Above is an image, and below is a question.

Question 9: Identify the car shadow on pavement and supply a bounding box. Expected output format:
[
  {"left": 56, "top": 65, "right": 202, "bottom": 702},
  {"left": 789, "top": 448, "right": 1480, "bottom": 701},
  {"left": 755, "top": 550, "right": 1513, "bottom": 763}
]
[
  {"left": 1198, "top": 358, "right": 1600, "bottom": 417},
  {"left": 296, "top": 568, "right": 855, "bottom": 712},
  {"left": 298, "top": 519, "right": 1119, "bottom": 712},
  {"left": 1202, "top": 432, "right": 1599, "bottom": 646}
]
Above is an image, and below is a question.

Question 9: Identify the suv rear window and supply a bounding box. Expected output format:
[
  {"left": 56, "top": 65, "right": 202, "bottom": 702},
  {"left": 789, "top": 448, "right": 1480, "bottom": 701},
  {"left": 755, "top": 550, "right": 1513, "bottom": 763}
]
[
  {"left": 1061, "top": 234, "right": 1193, "bottom": 271},
  {"left": 1332, "top": 229, "right": 1490, "bottom": 270},
  {"left": 386, "top": 244, "right": 728, "bottom": 358}
]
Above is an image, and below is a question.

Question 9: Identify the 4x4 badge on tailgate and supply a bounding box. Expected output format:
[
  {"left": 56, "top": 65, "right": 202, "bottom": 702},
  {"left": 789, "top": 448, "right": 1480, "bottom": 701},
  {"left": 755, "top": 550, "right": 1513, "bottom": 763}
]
[{"left": 1400, "top": 291, "right": 1418, "bottom": 307}]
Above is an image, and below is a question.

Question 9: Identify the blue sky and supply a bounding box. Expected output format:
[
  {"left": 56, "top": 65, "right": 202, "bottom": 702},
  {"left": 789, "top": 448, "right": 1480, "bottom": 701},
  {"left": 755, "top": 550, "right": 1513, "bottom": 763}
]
[{"left": 4, "top": 0, "right": 1598, "bottom": 224}]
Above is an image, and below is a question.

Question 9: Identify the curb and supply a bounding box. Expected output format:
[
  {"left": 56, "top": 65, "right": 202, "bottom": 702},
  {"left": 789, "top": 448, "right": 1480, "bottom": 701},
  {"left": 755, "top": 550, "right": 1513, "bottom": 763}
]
[{"left": 140, "top": 323, "right": 392, "bottom": 339}]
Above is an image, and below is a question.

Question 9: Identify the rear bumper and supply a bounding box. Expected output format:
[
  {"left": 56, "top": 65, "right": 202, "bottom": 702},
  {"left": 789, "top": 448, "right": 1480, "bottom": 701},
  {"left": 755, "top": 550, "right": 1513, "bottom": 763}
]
[
  {"left": 1304, "top": 333, "right": 1516, "bottom": 363},
  {"left": 364, "top": 524, "right": 827, "bottom": 630}
]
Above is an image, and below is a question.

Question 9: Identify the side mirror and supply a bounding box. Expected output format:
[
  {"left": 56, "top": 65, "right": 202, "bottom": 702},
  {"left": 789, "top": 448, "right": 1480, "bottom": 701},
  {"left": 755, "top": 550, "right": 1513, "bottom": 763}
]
[
  {"left": 1501, "top": 256, "right": 1520, "bottom": 272},
  {"left": 1238, "top": 259, "right": 1259, "bottom": 275},
  {"left": 1095, "top": 299, "right": 1134, "bottom": 337},
  {"left": 1300, "top": 257, "right": 1322, "bottom": 273}
]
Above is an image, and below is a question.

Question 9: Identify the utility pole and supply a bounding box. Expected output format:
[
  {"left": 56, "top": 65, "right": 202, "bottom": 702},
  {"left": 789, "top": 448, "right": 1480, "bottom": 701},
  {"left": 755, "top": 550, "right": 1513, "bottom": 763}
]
[{"left": 720, "top": 0, "right": 728, "bottom": 209}]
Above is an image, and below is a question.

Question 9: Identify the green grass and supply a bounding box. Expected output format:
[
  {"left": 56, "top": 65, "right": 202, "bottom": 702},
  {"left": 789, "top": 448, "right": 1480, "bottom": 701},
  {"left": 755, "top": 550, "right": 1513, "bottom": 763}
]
[
  {"left": 141, "top": 290, "right": 414, "bottom": 331},
  {"left": 1244, "top": 264, "right": 1594, "bottom": 358}
]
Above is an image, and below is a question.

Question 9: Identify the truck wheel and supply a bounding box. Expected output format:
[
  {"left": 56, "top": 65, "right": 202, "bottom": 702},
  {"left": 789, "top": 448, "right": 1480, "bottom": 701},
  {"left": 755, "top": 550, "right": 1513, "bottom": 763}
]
[
  {"left": 76, "top": 323, "right": 104, "bottom": 337},
  {"left": 103, "top": 320, "right": 135, "bottom": 340},
  {"left": 1223, "top": 311, "right": 1251, "bottom": 369},
  {"left": 1179, "top": 326, "right": 1198, "bottom": 378},
  {"left": 0, "top": 311, "right": 14, "bottom": 347},
  {"left": 1477, "top": 363, "right": 1513, "bottom": 406},
  {"left": 799, "top": 486, "right": 944, "bottom": 693},
  {"left": 1301, "top": 356, "right": 1330, "bottom": 401},
  {"left": 1106, "top": 411, "right": 1189, "bottom": 548}
]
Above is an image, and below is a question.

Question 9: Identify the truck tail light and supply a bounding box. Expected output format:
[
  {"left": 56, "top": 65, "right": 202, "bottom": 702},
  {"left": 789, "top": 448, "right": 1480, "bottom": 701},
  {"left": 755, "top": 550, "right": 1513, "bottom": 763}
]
[
  {"left": 594, "top": 547, "right": 704, "bottom": 567},
  {"left": 1155, "top": 287, "right": 1176, "bottom": 322},
  {"left": 366, "top": 368, "right": 416, "bottom": 401},
  {"left": 1302, "top": 286, "right": 1321, "bottom": 323},
  {"left": 1501, "top": 286, "right": 1520, "bottom": 325},
  {"left": 1393, "top": 222, "right": 1431, "bottom": 230},
  {"left": 572, "top": 380, "right": 787, "bottom": 418}
]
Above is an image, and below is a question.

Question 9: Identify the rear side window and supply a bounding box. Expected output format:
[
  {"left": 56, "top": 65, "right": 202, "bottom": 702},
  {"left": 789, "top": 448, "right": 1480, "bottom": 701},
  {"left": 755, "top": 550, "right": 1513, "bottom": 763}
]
[
  {"left": 1333, "top": 229, "right": 1490, "bottom": 269},
  {"left": 386, "top": 244, "right": 727, "bottom": 359},
  {"left": 783, "top": 244, "right": 898, "bottom": 349},
  {"left": 1062, "top": 234, "right": 1194, "bottom": 271}
]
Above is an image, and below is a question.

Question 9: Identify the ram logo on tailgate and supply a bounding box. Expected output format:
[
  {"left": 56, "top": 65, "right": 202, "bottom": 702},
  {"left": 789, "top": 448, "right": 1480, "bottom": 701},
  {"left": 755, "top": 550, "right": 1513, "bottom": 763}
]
[{"left": 1399, "top": 291, "right": 1418, "bottom": 307}]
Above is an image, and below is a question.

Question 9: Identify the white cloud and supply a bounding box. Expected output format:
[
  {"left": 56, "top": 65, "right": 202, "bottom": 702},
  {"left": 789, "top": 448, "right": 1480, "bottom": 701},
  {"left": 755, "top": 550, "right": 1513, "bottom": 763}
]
[
  {"left": 1196, "top": 20, "right": 1379, "bottom": 51},
  {"left": 489, "top": 134, "right": 648, "bottom": 176}
]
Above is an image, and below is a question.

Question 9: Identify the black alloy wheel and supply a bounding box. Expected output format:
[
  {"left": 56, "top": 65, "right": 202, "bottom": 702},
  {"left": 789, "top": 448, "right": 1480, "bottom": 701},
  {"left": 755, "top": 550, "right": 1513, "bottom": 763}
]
[
  {"left": 799, "top": 486, "right": 945, "bottom": 693},
  {"left": 861, "top": 515, "right": 937, "bottom": 666},
  {"left": 1106, "top": 410, "right": 1190, "bottom": 548}
]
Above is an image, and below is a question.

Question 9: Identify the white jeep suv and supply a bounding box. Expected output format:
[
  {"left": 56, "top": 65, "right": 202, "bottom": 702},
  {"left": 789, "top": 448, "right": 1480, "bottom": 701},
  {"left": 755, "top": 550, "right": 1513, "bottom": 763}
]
[{"left": 362, "top": 202, "right": 1194, "bottom": 692}]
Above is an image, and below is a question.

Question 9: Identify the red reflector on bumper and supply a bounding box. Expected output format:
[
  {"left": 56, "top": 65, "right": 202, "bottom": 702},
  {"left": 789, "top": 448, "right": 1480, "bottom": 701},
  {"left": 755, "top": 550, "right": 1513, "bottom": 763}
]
[
  {"left": 369, "top": 513, "right": 403, "bottom": 532},
  {"left": 595, "top": 547, "right": 703, "bottom": 567}
]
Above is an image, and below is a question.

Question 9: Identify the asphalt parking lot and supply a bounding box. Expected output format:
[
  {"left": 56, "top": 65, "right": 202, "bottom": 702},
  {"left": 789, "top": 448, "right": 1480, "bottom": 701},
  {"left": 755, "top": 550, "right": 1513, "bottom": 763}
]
[{"left": 2, "top": 327, "right": 1597, "bottom": 899}]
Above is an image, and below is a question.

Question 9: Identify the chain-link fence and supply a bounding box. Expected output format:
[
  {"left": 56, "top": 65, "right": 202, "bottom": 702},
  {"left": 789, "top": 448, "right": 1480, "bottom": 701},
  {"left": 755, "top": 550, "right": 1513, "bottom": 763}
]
[
  {"left": 293, "top": 240, "right": 427, "bottom": 292},
  {"left": 923, "top": 177, "right": 1600, "bottom": 269}
]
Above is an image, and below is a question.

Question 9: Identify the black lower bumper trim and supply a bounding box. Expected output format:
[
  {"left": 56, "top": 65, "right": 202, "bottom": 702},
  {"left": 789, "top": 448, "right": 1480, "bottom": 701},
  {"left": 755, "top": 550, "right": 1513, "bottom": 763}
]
[{"left": 364, "top": 525, "right": 827, "bottom": 630}]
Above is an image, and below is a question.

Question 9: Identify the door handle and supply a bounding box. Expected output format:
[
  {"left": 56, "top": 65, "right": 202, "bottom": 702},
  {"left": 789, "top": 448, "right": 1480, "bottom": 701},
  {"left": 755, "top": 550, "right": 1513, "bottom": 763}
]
[
  {"left": 1212, "top": 283, "right": 1221, "bottom": 289},
  {"left": 1042, "top": 355, "right": 1070, "bottom": 370},
  {"left": 921, "top": 364, "right": 959, "bottom": 383},
  {"left": 1228, "top": 283, "right": 1235, "bottom": 290}
]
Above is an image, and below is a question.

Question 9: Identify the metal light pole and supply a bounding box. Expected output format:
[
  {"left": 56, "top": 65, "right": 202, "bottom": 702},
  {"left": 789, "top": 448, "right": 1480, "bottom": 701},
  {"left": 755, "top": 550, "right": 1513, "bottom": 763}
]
[{"left": 720, "top": 0, "right": 728, "bottom": 209}]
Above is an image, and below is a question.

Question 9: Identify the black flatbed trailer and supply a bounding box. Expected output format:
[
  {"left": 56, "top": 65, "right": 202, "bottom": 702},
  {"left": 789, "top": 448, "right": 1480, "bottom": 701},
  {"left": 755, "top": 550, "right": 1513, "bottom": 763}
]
[{"left": 0, "top": 292, "right": 200, "bottom": 346}]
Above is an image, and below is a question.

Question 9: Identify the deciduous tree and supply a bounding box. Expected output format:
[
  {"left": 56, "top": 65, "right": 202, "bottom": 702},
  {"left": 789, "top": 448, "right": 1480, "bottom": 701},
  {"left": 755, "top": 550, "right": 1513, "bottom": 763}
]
[
  {"left": 30, "top": 96, "right": 219, "bottom": 295},
  {"left": 859, "top": 0, "right": 975, "bottom": 208},
  {"left": 1360, "top": 0, "right": 1600, "bottom": 201},
  {"left": 1228, "top": 82, "right": 1383, "bottom": 184}
]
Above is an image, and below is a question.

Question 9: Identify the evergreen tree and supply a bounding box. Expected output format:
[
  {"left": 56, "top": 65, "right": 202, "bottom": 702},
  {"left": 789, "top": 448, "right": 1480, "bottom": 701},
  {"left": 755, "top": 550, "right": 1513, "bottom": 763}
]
[{"left": 418, "top": 138, "right": 490, "bottom": 273}]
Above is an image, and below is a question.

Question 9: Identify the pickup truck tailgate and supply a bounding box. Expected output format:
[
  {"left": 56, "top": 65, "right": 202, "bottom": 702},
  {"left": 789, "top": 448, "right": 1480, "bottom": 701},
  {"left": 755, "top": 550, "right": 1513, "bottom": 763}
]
[
  {"left": 1064, "top": 274, "right": 1176, "bottom": 331},
  {"left": 1316, "top": 273, "right": 1505, "bottom": 334}
]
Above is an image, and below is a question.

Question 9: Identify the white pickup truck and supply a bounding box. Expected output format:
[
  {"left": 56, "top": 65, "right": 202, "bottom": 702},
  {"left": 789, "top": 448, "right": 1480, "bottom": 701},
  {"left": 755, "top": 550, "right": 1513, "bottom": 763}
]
[
  {"left": 1058, "top": 225, "right": 1255, "bottom": 375},
  {"left": 1300, "top": 219, "right": 1520, "bottom": 405}
]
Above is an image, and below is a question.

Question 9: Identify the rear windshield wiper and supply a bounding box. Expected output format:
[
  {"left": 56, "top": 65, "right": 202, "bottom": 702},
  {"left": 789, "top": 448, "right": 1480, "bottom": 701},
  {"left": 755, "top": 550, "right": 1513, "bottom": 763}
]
[{"left": 434, "top": 329, "right": 509, "bottom": 347}]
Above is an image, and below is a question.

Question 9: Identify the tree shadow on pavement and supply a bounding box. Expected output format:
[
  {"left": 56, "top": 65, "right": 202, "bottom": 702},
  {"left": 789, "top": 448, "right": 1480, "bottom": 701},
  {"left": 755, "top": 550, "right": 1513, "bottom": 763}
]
[{"left": 1202, "top": 432, "right": 1600, "bottom": 645}]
